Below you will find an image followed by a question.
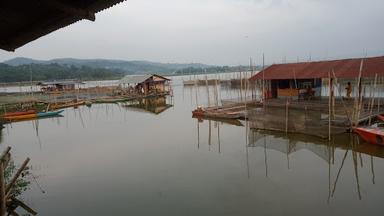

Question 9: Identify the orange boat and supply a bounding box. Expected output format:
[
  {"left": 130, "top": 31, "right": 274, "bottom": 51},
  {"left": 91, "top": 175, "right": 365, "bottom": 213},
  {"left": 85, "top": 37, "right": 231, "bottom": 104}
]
[
  {"left": 354, "top": 125, "right": 384, "bottom": 145},
  {"left": 2, "top": 110, "right": 36, "bottom": 117},
  {"left": 3, "top": 113, "right": 37, "bottom": 121}
]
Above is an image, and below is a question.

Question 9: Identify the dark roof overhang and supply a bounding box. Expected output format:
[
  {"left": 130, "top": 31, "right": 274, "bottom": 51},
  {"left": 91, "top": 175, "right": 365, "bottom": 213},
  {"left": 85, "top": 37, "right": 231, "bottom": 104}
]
[{"left": 0, "top": 0, "right": 126, "bottom": 51}]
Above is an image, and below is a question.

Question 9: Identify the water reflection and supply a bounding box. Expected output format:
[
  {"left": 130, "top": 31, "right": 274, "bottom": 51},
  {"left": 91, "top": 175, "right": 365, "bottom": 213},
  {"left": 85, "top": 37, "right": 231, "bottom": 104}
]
[
  {"left": 121, "top": 96, "right": 173, "bottom": 115},
  {"left": 1, "top": 80, "right": 384, "bottom": 215},
  {"left": 196, "top": 117, "right": 384, "bottom": 202}
]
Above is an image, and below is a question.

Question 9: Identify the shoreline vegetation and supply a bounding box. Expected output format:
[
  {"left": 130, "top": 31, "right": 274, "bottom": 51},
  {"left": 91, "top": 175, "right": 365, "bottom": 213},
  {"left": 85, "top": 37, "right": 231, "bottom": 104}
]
[{"left": 0, "top": 57, "right": 260, "bottom": 84}]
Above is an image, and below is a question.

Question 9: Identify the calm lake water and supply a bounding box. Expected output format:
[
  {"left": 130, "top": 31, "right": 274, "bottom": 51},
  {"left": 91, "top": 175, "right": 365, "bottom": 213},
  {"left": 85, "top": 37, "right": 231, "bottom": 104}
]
[{"left": 1, "top": 76, "right": 384, "bottom": 216}]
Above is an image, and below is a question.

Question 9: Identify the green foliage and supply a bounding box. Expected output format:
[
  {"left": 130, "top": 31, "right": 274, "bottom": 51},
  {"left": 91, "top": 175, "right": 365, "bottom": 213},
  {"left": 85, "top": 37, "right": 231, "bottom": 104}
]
[
  {"left": 0, "top": 63, "right": 128, "bottom": 83},
  {"left": 4, "top": 160, "right": 31, "bottom": 198}
]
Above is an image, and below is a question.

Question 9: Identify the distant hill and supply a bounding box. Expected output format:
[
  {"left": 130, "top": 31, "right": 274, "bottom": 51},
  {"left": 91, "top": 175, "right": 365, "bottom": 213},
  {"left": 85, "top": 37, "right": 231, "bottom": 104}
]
[
  {"left": 0, "top": 57, "right": 257, "bottom": 83},
  {"left": 3, "top": 57, "right": 212, "bottom": 75}
]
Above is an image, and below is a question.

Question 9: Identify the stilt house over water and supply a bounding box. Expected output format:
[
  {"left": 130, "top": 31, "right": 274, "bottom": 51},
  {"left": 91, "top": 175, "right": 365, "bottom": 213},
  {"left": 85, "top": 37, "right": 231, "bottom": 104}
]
[
  {"left": 249, "top": 56, "right": 384, "bottom": 99},
  {"left": 37, "top": 80, "right": 84, "bottom": 92},
  {"left": 119, "top": 74, "right": 171, "bottom": 95}
]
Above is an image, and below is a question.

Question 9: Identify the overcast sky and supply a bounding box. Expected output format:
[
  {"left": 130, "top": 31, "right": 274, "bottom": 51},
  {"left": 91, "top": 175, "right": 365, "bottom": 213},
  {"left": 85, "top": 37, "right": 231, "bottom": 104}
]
[{"left": 1, "top": 0, "right": 383, "bottom": 65}]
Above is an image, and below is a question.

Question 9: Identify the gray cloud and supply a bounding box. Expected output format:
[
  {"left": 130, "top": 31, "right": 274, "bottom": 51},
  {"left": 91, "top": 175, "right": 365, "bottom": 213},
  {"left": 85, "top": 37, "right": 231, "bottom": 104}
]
[{"left": 0, "top": 0, "right": 383, "bottom": 65}]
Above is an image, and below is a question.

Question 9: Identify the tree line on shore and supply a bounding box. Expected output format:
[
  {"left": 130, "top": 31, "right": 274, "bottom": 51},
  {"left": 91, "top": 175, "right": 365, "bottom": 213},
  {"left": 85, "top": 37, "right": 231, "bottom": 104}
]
[
  {"left": 0, "top": 62, "right": 261, "bottom": 83},
  {"left": 0, "top": 63, "right": 128, "bottom": 83}
]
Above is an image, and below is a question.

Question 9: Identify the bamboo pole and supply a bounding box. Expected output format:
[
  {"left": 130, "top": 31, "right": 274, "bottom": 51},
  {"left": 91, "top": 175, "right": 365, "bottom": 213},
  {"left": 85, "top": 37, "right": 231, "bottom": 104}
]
[
  {"left": 0, "top": 162, "right": 5, "bottom": 216},
  {"left": 285, "top": 99, "right": 289, "bottom": 133},
  {"left": 5, "top": 158, "right": 30, "bottom": 196},
  {"left": 0, "top": 147, "right": 11, "bottom": 216},
  {"left": 331, "top": 149, "right": 349, "bottom": 197},
  {"left": 331, "top": 71, "right": 352, "bottom": 126},
  {"left": 353, "top": 59, "right": 364, "bottom": 125},
  {"left": 262, "top": 54, "right": 265, "bottom": 103},
  {"left": 328, "top": 71, "right": 332, "bottom": 141},
  {"left": 368, "top": 74, "right": 378, "bottom": 125},
  {"left": 205, "top": 72, "right": 210, "bottom": 107}
]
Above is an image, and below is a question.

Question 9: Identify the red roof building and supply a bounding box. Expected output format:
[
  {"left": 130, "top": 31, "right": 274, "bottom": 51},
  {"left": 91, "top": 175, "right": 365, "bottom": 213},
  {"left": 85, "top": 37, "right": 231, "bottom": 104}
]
[{"left": 250, "top": 56, "right": 384, "bottom": 80}]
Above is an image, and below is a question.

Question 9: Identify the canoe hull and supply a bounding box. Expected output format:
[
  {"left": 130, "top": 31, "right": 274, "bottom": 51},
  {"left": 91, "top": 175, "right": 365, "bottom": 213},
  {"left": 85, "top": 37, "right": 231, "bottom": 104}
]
[
  {"left": 50, "top": 101, "right": 85, "bottom": 110},
  {"left": 3, "top": 113, "right": 37, "bottom": 121},
  {"left": 37, "top": 110, "right": 64, "bottom": 118},
  {"left": 354, "top": 127, "right": 384, "bottom": 145},
  {"left": 2, "top": 110, "right": 36, "bottom": 117}
]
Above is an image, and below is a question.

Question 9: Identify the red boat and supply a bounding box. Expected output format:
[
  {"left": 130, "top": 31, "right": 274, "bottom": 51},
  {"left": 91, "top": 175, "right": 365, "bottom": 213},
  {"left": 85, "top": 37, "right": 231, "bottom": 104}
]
[
  {"left": 354, "top": 126, "right": 384, "bottom": 145},
  {"left": 377, "top": 115, "right": 384, "bottom": 122},
  {"left": 2, "top": 110, "right": 36, "bottom": 118},
  {"left": 192, "top": 107, "right": 205, "bottom": 117}
]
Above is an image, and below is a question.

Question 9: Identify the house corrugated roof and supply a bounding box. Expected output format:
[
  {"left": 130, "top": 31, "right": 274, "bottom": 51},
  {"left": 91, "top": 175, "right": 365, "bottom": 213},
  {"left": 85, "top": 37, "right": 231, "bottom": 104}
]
[
  {"left": 119, "top": 74, "right": 170, "bottom": 84},
  {"left": 119, "top": 75, "right": 153, "bottom": 84},
  {"left": 250, "top": 56, "right": 384, "bottom": 80}
]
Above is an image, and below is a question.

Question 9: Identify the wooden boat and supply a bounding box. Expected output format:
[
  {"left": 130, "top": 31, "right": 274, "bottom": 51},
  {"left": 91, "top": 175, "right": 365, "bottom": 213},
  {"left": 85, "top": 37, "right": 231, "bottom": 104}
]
[
  {"left": 183, "top": 80, "right": 196, "bottom": 86},
  {"left": 2, "top": 110, "right": 36, "bottom": 117},
  {"left": 93, "top": 97, "right": 127, "bottom": 104},
  {"left": 354, "top": 124, "right": 384, "bottom": 145},
  {"left": 193, "top": 115, "right": 244, "bottom": 126},
  {"left": 50, "top": 101, "right": 85, "bottom": 110},
  {"left": 2, "top": 110, "right": 64, "bottom": 122},
  {"left": 37, "top": 110, "right": 64, "bottom": 118},
  {"left": 3, "top": 113, "right": 37, "bottom": 121},
  {"left": 192, "top": 107, "right": 244, "bottom": 119}
]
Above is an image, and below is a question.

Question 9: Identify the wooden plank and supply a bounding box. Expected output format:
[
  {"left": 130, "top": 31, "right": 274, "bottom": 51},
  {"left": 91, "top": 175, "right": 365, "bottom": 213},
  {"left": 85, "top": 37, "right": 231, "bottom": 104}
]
[{"left": 12, "top": 197, "right": 37, "bottom": 215}]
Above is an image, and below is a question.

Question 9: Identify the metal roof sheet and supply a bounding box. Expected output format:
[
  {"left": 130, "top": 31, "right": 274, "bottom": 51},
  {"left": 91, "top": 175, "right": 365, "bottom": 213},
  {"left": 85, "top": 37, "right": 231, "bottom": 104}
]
[
  {"left": 250, "top": 56, "right": 384, "bottom": 80},
  {"left": 119, "top": 74, "right": 170, "bottom": 84},
  {"left": 119, "top": 75, "right": 153, "bottom": 84}
]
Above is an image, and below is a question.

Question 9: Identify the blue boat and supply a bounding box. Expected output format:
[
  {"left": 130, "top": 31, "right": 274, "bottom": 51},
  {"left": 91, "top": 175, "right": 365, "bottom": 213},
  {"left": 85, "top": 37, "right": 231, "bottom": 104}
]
[{"left": 37, "top": 110, "right": 64, "bottom": 118}]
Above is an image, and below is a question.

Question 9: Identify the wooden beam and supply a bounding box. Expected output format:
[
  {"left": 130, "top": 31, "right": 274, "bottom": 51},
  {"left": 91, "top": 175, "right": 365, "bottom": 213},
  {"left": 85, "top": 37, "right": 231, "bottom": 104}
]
[
  {"left": 5, "top": 158, "right": 30, "bottom": 197},
  {"left": 11, "top": 197, "right": 37, "bottom": 215},
  {"left": 0, "top": 147, "right": 11, "bottom": 216}
]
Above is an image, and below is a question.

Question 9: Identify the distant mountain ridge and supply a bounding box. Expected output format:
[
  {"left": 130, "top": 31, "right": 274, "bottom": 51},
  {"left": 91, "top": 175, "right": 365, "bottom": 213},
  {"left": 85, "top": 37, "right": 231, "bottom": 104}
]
[{"left": 3, "top": 57, "right": 212, "bottom": 74}]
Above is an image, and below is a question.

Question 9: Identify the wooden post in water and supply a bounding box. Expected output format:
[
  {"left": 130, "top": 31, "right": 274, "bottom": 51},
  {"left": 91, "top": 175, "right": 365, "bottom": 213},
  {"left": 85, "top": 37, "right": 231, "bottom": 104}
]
[
  {"left": 328, "top": 70, "right": 332, "bottom": 141},
  {"left": 285, "top": 99, "right": 289, "bottom": 134},
  {"left": 353, "top": 59, "right": 364, "bottom": 126},
  {"left": 0, "top": 147, "right": 11, "bottom": 216},
  {"left": 368, "top": 74, "right": 378, "bottom": 125},
  {"left": 205, "top": 71, "right": 210, "bottom": 107},
  {"left": 5, "top": 158, "right": 30, "bottom": 196},
  {"left": 262, "top": 53, "right": 265, "bottom": 103}
]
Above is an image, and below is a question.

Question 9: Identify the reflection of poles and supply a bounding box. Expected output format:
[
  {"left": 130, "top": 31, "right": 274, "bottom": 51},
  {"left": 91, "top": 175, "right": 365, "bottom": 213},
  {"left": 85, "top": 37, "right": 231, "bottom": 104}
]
[
  {"left": 327, "top": 140, "right": 331, "bottom": 203},
  {"left": 352, "top": 137, "right": 362, "bottom": 200},
  {"left": 264, "top": 134, "right": 268, "bottom": 178},
  {"left": 217, "top": 123, "right": 221, "bottom": 154},
  {"left": 78, "top": 109, "right": 85, "bottom": 128},
  {"left": 197, "top": 119, "right": 200, "bottom": 149},
  {"left": 331, "top": 149, "right": 349, "bottom": 197},
  {"left": 286, "top": 138, "right": 290, "bottom": 170},
  {"left": 370, "top": 156, "right": 375, "bottom": 184},
  {"left": 208, "top": 120, "right": 211, "bottom": 151},
  {"left": 245, "top": 112, "right": 250, "bottom": 178}
]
